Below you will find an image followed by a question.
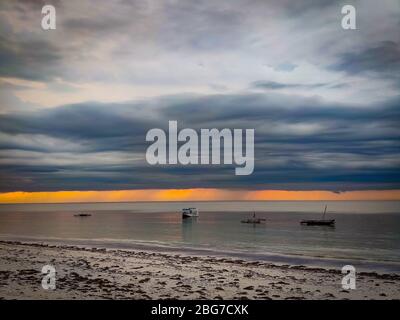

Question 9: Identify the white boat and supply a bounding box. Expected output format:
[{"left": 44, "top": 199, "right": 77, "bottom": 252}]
[{"left": 182, "top": 208, "right": 199, "bottom": 218}]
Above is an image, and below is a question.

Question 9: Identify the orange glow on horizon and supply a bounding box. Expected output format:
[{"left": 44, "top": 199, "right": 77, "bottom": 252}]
[{"left": 0, "top": 189, "right": 399, "bottom": 203}]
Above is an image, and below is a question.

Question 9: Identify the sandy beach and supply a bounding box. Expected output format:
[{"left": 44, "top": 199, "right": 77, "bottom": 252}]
[{"left": 0, "top": 240, "right": 399, "bottom": 300}]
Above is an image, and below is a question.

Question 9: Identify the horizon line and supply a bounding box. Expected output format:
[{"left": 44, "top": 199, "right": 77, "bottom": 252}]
[{"left": 1, "top": 188, "right": 400, "bottom": 204}]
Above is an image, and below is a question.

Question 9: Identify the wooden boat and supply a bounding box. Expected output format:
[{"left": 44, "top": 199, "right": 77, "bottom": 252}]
[
  {"left": 300, "top": 219, "right": 335, "bottom": 226},
  {"left": 74, "top": 213, "right": 92, "bottom": 217},
  {"left": 300, "top": 205, "right": 335, "bottom": 226},
  {"left": 241, "top": 212, "right": 266, "bottom": 224}
]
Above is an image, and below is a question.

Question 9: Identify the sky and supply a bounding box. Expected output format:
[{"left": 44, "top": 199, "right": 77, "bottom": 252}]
[{"left": 0, "top": 0, "right": 399, "bottom": 202}]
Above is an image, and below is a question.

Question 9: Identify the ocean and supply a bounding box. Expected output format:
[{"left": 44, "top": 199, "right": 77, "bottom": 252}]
[{"left": 0, "top": 201, "right": 399, "bottom": 273}]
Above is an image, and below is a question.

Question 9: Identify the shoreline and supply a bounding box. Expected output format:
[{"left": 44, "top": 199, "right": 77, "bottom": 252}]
[
  {"left": 0, "top": 240, "right": 399, "bottom": 300},
  {"left": 1, "top": 235, "right": 400, "bottom": 274}
]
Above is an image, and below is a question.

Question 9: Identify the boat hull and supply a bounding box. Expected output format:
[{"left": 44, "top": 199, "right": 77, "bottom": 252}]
[
  {"left": 182, "top": 213, "right": 199, "bottom": 218},
  {"left": 241, "top": 218, "right": 265, "bottom": 224},
  {"left": 300, "top": 219, "right": 335, "bottom": 226}
]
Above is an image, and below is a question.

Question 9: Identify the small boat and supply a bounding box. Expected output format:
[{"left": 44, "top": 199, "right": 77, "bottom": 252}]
[
  {"left": 74, "top": 213, "right": 92, "bottom": 217},
  {"left": 241, "top": 212, "right": 266, "bottom": 224},
  {"left": 300, "top": 205, "right": 335, "bottom": 226},
  {"left": 182, "top": 208, "right": 199, "bottom": 218}
]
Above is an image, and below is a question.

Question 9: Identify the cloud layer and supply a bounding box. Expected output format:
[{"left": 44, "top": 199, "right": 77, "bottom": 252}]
[
  {"left": 0, "top": 0, "right": 399, "bottom": 193},
  {"left": 0, "top": 92, "right": 399, "bottom": 192}
]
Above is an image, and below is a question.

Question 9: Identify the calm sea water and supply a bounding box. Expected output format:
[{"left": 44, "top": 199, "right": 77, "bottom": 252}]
[{"left": 0, "top": 201, "right": 399, "bottom": 272}]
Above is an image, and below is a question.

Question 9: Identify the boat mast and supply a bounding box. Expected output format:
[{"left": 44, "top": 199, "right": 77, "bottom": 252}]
[{"left": 322, "top": 205, "right": 327, "bottom": 219}]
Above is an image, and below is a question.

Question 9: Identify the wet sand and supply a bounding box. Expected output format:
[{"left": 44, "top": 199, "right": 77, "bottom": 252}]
[{"left": 0, "top": 240, "right": 399, "bottom": 300}]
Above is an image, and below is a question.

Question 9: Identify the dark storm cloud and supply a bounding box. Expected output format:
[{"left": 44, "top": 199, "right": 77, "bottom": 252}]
[
  {"left": 331, "top": 41, "right": 400, "bottom": 79},
  {"left": 0, "top": 102, "right": 151, "bottom": 139},
  {"left": 0, "top": 93, "right": 399, "bottom": 192},
  {"left": 12, "top": 0, "right": 62, "bottom": 9},
  {"left": 251, "top": 81, "right": 329, "bottom": 90},
  {"left": 62, "top": 17, "right": 131, "bottom": 34},
  {"left": 158, "top": 1, "right": 246, "bottom": 51},
  {"left": 156, "top": 93, "right": 400, "bottom": 127},
  {"left": 0, "top": 0, "right": 63, "bottom": 14},
  {"left": 0, "top": 3, "right": 62, "bottom": 81},
  {"left": 0, "top": 35, "right": 62, "bottom": 81},
  {"left": 278, "top": 0, "right": 341, "bottom": 12},
  {"left": 1, "top": 0, "right": 399, "bottom": 88}
]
